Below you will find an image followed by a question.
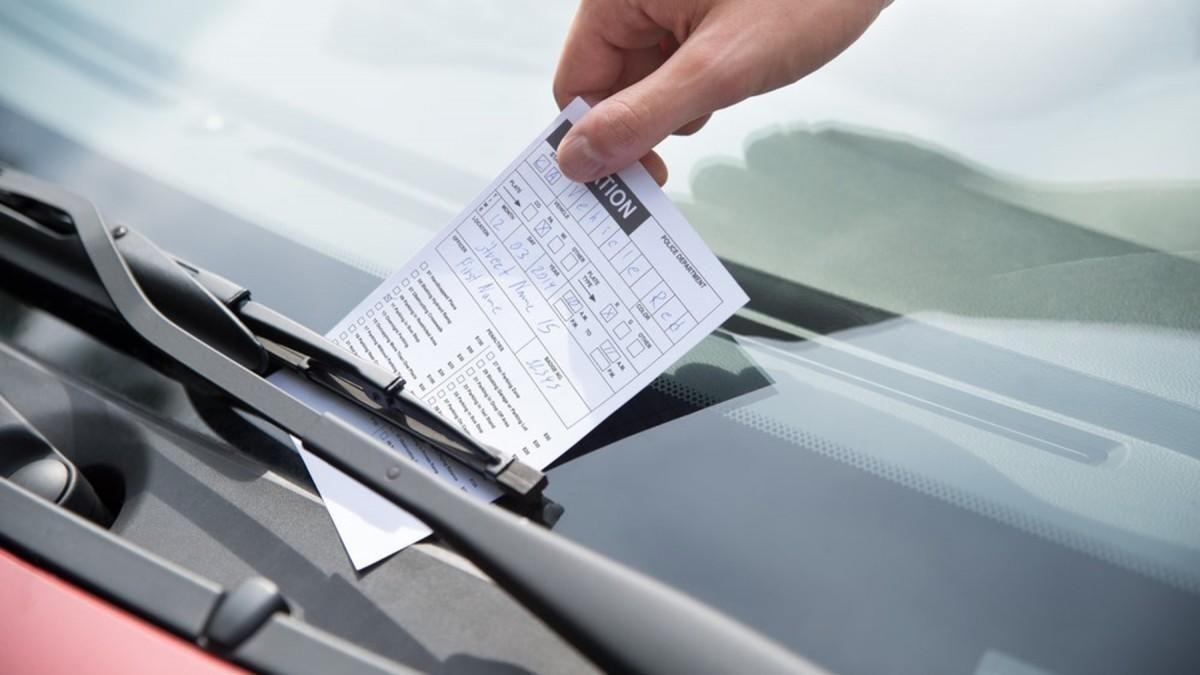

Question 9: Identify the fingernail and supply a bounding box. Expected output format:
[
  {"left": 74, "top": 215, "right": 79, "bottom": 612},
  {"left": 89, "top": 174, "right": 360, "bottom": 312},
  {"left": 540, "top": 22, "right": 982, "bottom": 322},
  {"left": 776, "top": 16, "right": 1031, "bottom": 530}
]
[{"left": 557, "top": 134, "right": 607, "bottom": 183}]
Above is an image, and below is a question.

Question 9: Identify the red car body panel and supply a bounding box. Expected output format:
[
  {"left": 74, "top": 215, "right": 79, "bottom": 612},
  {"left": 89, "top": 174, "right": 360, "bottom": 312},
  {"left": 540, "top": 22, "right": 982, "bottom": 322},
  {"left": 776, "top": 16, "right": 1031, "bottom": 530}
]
[{"left": 0, "top": 547, "right": 243, "bottom": 675}]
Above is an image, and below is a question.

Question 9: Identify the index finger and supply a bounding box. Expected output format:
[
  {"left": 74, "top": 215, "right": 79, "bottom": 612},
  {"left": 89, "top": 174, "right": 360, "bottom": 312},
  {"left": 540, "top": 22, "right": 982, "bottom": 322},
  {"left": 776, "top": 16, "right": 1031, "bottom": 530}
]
[
  {"left": 553, "top": 3, "right": 666, "bottom": 108},
  {"left": 553, "top": 12, "right": 622, "bottom": 108}
]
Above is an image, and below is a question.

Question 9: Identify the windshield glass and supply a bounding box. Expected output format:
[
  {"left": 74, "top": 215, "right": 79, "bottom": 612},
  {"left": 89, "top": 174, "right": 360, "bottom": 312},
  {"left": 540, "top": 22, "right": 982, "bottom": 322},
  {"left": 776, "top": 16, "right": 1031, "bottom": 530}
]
[{"left": 2, "top": 1, "right": 1198, "bottom": 673}]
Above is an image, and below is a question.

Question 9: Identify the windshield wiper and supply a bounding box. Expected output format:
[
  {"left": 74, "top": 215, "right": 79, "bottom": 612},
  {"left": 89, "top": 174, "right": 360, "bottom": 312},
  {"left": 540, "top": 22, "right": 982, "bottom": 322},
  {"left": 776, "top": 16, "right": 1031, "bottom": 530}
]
[
  {"left": 0, "top": 172, "right": 545, "bottom": 498},
  {"left": 0, "top": 166, "right": 822, "bottom": 675}
]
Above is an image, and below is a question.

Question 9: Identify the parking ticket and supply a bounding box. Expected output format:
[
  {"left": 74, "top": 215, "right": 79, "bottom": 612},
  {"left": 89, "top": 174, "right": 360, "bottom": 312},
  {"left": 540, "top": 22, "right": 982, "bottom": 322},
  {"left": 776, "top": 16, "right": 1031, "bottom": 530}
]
[{"left": 278, "top": 98, "right": 748, "bottom": 569}]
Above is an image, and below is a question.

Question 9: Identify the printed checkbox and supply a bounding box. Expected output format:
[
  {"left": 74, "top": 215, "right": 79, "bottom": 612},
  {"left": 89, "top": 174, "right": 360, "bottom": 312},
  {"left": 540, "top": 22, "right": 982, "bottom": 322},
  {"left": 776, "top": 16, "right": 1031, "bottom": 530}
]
[
  {"left": 401, "top": 279, "right": 410, "bottom": 287},
  {"left": 589, "top": 219, "right": 617, "bottom": 245},
  {"left": 562, "top": 291, "right": 582, "bottom": 313},
  {"left": 643, "top": 281, "right": 673, "bottom": 312},
  {"left": 653, "top": 297, "right": 688, "bottom": 333},
  {"left": 467, "top": 367, "right": 476, "bottom": 376},
  {"left": 589, "top": 347, "right": 610, "bottom": 369},
  {"left": 349, "top": 325, "right": 357, "bottom": 332},
  {"left": 522, "top": 204, "right": 537, "bottom": 221},
  {"left": 627, "top": 340, "right": 646, "bottom": 357},
  {"left": 426, "top": 397, "right": 436, "bottom": 406},
  {"left": 581, "top": 207, "right": 606, "bottom": 233},
  {"left": 631, "top": 270, "right": 662, "bottom": 299},
  {"left": 613, "top": 322, "right": 631, "bottom": 339},
  {"left": 622, "top": 257, "right": 648, "bottom": 284},
  {"left": 600, "top": 304, "right": 617, "bottom": 322},
  {"left": 600, "top": 340, "right": 619, "bottom": 362},
  {"left": 456, "top": 374, "right": 466, "bottom": 383},
  {"left": 534, "top": 221, "right": 552, "bottom": 238},
  {"left": 602, "top": 232, "right": 628, "bottom": 260},
  {"left": 438, "top": 390, "right": 446, "bottom": 398},
  {"left": 547, "top": 236, "right": 564, "bottom": 253},
  {"left": 366, "top": 309, "right": 374, "bottom": 318},
  {"left": 562, "top": 182, "right": 587, "bottom": 206},
  {"left": 486, "top": 351, "right": 495, "bottom": 360},
  {"left": 357, "top": 317, "right": 366, "bottom": 325},
  {"left": 374, "top": 301, "right": 383, "bottom": 310},
  {"left": 612, "top": 244, "right": 637, "bottom": 267},
  {"left": 392, "top": 286, "right": 402, "bottom": 295},
  {"left": 448, "top": 382, "right": 456, "bottom": 391},
  {"left": 420, "top": 262, "right": 428, "bottom": 270},
  {"left": 560, "top": 253, "right": 579, "bottom": 272},
  {"left": 339, "top": 332, "right": 348, "bottom": 340},
  {"left": 572, "top": 194, "right": 597, "bottom": 218},
  {"left": 476, "top": 360, "right": 485, "bottom": 368}
]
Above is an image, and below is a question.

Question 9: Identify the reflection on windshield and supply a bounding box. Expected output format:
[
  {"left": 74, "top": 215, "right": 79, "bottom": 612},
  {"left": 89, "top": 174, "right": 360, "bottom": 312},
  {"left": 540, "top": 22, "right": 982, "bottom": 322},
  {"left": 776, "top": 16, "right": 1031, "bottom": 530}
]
[
  {"left": 676, "top": 125, "right": 1200, "bottom": 411},
  {"left": 678, "top": 125, "right": 1200, "bottom": 329},
  {"left": 734, "top": 328, "right": 1199, "bottom": 588},
  {"left": 0, "top": 0, "right": 483, "bottom": 279}
]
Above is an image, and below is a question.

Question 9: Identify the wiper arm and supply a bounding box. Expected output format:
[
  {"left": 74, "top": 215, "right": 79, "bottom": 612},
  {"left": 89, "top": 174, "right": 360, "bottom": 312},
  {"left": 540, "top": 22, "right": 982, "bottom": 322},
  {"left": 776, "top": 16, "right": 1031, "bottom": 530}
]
[
  {"left": 0, "top": 169, "right": 545, "bottom": 498},
  {"left": 0, "top": 167, "right": 822, "bottom": 675}
]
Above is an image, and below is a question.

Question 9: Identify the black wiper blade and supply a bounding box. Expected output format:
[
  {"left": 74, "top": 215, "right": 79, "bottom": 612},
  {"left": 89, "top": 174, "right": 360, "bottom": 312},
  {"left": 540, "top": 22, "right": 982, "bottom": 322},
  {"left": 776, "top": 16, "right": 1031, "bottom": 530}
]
[
  {"left": 234, "top": 298, "right": 547, "bottom": 496},
  {"left": 0, "top": 166, "right": 822, "bottom": 675}
]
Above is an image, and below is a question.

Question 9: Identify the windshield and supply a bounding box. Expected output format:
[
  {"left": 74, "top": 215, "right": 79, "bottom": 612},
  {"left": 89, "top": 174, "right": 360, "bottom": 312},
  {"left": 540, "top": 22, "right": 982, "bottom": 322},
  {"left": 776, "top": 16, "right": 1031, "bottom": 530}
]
[{"left": 2, "top": 1, "right": 1198, "bottom": 673}]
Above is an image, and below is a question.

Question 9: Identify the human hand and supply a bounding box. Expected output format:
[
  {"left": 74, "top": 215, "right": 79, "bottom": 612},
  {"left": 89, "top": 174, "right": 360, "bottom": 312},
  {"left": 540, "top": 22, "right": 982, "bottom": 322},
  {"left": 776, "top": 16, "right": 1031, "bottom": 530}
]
[{"left": 554, "top": 0, "right": 886, "bottom": 185}]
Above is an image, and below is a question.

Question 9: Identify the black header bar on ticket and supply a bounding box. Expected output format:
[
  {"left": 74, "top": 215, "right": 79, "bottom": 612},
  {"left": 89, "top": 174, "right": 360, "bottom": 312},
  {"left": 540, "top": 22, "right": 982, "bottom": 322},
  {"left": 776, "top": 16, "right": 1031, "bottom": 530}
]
[{"left": 546, "top": 121, "right": 572, "bottom": 151}]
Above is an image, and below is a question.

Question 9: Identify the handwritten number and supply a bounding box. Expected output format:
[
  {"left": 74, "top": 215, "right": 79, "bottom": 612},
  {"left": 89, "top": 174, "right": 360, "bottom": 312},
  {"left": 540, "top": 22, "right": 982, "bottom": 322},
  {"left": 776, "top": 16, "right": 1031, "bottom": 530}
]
[
  {"left": 508, "top": 240, "right": 529, "bottom": 260},
  {"left": 525, "top": 357, "right": 561, "bottom": 389}
]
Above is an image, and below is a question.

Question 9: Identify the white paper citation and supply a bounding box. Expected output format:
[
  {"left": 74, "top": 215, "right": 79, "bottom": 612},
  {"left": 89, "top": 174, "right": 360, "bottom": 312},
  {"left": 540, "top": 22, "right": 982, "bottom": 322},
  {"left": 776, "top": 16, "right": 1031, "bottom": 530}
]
[{"left": 277, "top": 98, "right": 748, "bottom": 569}]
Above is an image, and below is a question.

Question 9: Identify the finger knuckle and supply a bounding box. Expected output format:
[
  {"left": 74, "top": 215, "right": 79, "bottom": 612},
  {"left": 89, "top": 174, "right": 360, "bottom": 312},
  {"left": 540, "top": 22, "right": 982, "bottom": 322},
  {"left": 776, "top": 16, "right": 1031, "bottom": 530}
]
[
  {"left": 596, "top": 98, "right": 647, "bottom": 152},
  {"left": 688, "top": 44, "right": 752, "bottom": 108}
]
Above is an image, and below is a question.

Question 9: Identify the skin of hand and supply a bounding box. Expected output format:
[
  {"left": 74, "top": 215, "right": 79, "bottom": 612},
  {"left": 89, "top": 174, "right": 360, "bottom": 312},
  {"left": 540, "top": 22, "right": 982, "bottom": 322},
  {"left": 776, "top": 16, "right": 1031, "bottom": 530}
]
[{"left": 554, "top": 0, "right": 888, "bottom": 185}]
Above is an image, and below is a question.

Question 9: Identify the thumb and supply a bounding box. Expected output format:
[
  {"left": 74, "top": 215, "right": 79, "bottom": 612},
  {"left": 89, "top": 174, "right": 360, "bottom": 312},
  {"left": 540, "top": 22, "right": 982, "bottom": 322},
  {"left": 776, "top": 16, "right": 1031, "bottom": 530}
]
[{"left": 557, "top": 44, "right": 735, "bottom": 182}]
